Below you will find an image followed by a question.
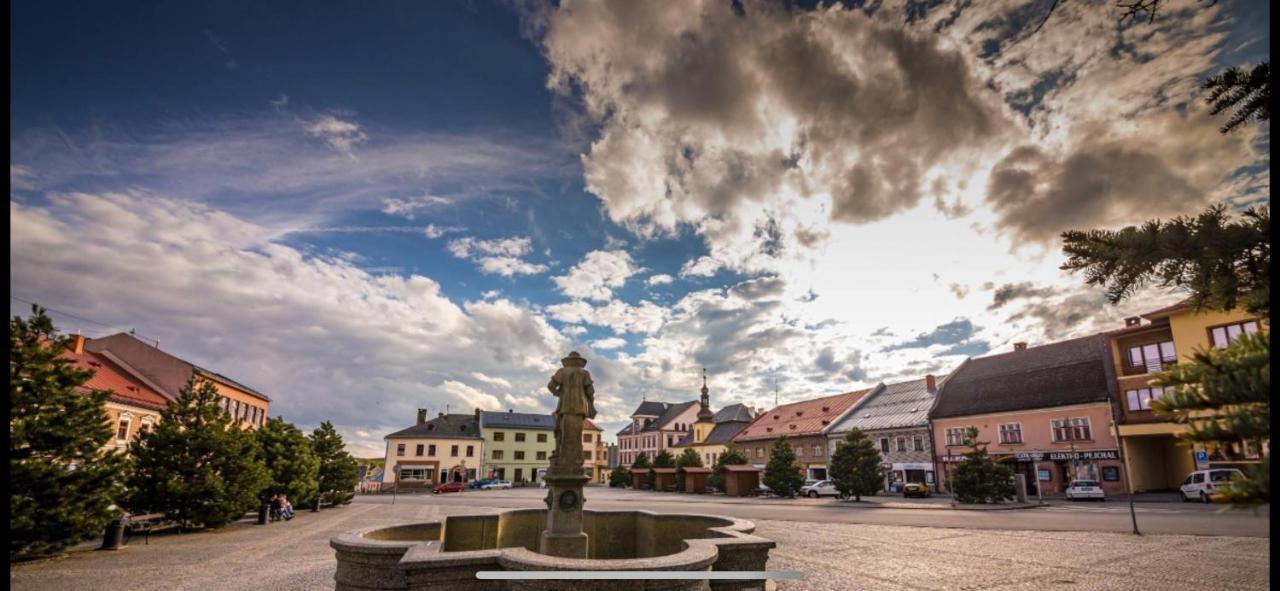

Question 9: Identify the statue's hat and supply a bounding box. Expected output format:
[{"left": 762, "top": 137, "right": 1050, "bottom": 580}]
[{"left": 561, "top": 351, "right": 587, "bottom": 367}]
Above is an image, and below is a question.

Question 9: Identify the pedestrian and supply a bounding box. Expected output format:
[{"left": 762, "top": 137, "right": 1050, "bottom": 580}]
[
  {"left": 280, "top": 495, "right": 294, "bottom": 521},
  {"left": 269, "top": 493, "right": 283, "bottom": 522}
]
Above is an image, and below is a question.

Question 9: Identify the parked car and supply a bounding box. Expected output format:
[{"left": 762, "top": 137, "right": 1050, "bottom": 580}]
[
  {"left": 468, "top": 479, "right": 493, "bottom": 489},
  {"left": 432, "top": 481, "right": 466, "bottom": 494},
  {"left": 752, "top": 483, "right": 772, "bottom": 496},
  {"left": 800, "top": 480, "right": 840, "bottom": 498},
  {"left": 481, "top": 480, "right": 513, "bottom": 490},
  {"left": 1180, "top": 469, "right": 1246, "bottom": 503},
  {"left": 1065, "top": 480, "right": 1105, "bottom": 501},
  {"left": 902, "top": 482, "right": 931, "bottom": 498}
]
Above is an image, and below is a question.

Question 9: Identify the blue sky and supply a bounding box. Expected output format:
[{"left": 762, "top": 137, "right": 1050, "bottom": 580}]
[{"left": 11, "top": 0, "right": 1269, "bottom": 456}]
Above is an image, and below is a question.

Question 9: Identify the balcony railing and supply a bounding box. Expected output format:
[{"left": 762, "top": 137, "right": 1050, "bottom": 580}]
[{"left": 1120, "top": 359, "right": 1177, "bottom": 377}]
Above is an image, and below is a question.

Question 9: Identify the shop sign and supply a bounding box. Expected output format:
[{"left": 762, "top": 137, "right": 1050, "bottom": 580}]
[
  {"left": 1046, "top": 450, "right": 1119, "bottom": 461},
  {"left": 1037, "top": 469, "right": 1052, "bottom": 481},
  {"left": 892, "top": 462, "right": 934, "bottom": 471}
]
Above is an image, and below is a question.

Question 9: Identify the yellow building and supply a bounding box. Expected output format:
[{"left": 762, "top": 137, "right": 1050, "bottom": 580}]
[
  {"left": 583, "top": 419, "right": 607, "bottom": 484},
  {"left": 479, "top": 410, "right": 555, "bottom": 485},
  {"left": 1108, "top": 299, "right": 1267, "bottom": 493},
  {"left": 668, "top": 377, "right": 756, "bottom": 467},
  {"left": 382, "top": 410, "right": 482, "bottom": 490}
]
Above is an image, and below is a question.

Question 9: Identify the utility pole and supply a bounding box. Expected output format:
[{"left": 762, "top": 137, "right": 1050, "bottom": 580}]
[{"left": 1108, "top": 391, "right": 1140, "bottom": 535}]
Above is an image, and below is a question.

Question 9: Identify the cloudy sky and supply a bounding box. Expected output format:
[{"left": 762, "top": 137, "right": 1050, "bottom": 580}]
[{"left": 10, "top": 0, "right": 1269, "bottom": 457}]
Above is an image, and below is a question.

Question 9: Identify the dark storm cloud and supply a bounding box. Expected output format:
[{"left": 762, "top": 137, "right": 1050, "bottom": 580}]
[
  {"left": 883, "top": 318, "right": 985, "bottom": 353},
  {"left": 988, "top": 281, "right": 1057, "bottom": 310}
]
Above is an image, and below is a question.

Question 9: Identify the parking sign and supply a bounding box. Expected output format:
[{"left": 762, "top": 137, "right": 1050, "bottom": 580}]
[{"left": 1194, "top": 450, "right": 1210, "bottom": 469}]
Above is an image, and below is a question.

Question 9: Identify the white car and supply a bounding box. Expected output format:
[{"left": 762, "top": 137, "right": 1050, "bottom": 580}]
[
  {"left": 1180, "top": 469, "right": 1245, "bottom": 503},
  {"left": 800, "top": 480, "right": 840, "bottom": 498},
  {"left": 481, "top": 480, "right": 512, "bottom": 490},
  {"left": 1065, "top": 480, "right": 1105, "bottom": 501}
]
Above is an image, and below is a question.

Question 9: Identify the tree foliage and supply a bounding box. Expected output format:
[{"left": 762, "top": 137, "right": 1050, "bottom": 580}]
[
  {"left": 674, "top": 448, "right": 704, "bottom": 490},
  {"left": 1061, "top": 205, "right": 1270, "bottom": 319},
  {"left": 10, "top": 307, "right": 129, "bottom": 560},
  {"left": 310, "top": 421, "right": 358, "bottom": 506},
  {"left": 828, "top": 429, "right": 883, "bottom": 501},
  {"left": 608, "top": 465, "right": 629, "bottom": 488},
  {"left": 949, "top": 428, "right": 1015, "bottom": 504},
  {"left": 258, "top": 417, "right": 320, "bottom": 508},
  {"left": 630, "top": 452, "right": 651, "bottom": 489},
  {"left": 763, "top": 437, "right": 804, "bottom": 497},
  {"left": 1203, "top": 61, "right": 1270, "bottom": 133},
  {"left": 709, "top": 446, "right": 750, "bottom": 492},
  {"left": 651, "top": 449, "right": 675, "bottom": 490},
  {"left": 127, "top": 377, "right": 269, "bottom": 528}
]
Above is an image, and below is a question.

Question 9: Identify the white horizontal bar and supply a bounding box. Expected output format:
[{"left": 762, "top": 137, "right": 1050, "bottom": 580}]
[{"left": 475, "top": 571, "right": 804, "bottom": 580}]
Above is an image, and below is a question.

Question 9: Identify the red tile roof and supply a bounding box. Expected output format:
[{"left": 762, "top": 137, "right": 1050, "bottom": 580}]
[
  {"left": 61, "top": 346, "right": 170, "bottom": 412},
  {"left": 732, "top": 389, "right": 871, "bottom": 442},
  {"left": 583, "top": 418, "right": 603, "bottom": 431}
]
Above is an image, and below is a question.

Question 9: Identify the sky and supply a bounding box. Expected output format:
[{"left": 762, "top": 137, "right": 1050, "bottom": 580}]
[{"left": 10, "top": 0, "right": 1270, "bottom": 457}]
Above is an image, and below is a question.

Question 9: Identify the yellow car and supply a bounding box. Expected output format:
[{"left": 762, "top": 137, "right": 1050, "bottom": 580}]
[{"left": 902, "top": 482, "right": 931, "bottom": 498}]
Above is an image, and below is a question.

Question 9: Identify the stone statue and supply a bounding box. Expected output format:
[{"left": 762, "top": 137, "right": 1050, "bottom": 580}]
[{"left": 546, "top": 351, "right": 596, "bottom": 472}]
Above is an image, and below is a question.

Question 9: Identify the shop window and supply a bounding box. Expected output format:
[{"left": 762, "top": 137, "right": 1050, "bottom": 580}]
[
  {"left": 945, "top": 428, "right": 969, "bottom": 446},
  {"left": 1051, "top": 418, "right": 1091, "bottom": 442},
  {"left": 396, "top": 444, "right": 405, "bottom": 457},
  {"left": 1209, "top": 320, "right": 1260, "bottom": 349},
  {"left": 998, "top": 423, "right": 1023, "bottom": 444},
  {"left": 399, "top": 468, "right": 428, "bottom": 481}
]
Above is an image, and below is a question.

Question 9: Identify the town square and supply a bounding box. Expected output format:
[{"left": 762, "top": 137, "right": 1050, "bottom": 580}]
[{"left": 9, "top": 0, "right": 1270, "bottom": 589}]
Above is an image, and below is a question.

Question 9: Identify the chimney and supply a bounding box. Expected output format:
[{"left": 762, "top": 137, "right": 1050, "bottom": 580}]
[
  {"left": 925, "top": 374, "right": 937, "bottom": 394},
  {"left": 1125, "top": 316, "right": 1141, "bottom": 327},
  {"left": 72, "top": 334, "right": 86, "bottom": 355},
  {"left": 417, "top": 409, "right": 427, "bottom": 425},
  {"left": 438, "top": 412, "right": 445, "bottom": 418},
  {"left": 1013, "top": 342, "right": 1028, "bottom": 352},
  {"left": 474, "top": 408, "right": 481, "bottom": 422}
]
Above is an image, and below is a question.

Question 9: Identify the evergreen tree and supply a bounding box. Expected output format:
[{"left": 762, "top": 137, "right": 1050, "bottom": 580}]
[
  {"left": 828, "top": 429, "right": 883, "bottom": 501},
  {"left": 651, "top": 449, "right": 675, "bottom": 490},
  {"left": 1062, "top": 205, "right": 1270, "bottom": 504},
  {"left": 949, "top": 428, "right": 1015, "bottom": 504},
  {"left": 310, "top": 421, "right": 358, "bottom": 506},
  {"left": 10, "top": 307, "right": 129, "bottom": 560},
  {"left": 608, "top": 465, "right": 629, "bottom": 488},
  {"left": 1202, "top": 62, "right": 1270, "bottom": 134},
  {"left": 709, "top": 446, "right": 749, "bottom": 492},
  {"left": 674, "top": 448, "right": 704, "bottom": 490},
  {"left": 763, "top": 437, "right": 804, "bottom": 497},
  {"left": 258, "top": 417, "right": 321, "bottom": 509},
  {"left": 127, "top": 377, "right": 269, "bottom": 528},
  {"left": 630, "top": 451, "right": 652, "bottom": 489}
]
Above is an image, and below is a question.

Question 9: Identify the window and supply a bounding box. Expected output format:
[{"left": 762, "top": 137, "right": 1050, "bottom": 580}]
[
  {"left": 466, "top": 445, "right": 474, "bottom": 457},
  {"left": 451, "top": 445, "right": 459, "bottom": 457},
  {"left": 140, "top": 419, "right": 154, "bottom": 436},
  {"left": 536, "top": 451, "right": 547, "bottom": 461},
  {"left": 428, "top": 444, "right": 437, "bottom": 456},
  {"left": 399, "top": 468, "right": 428, "bottom": 481},
  {"left": 396, "top": 443, "right": 406, "bottom": 457},
  {"left": 116, "top": 416, "right": 131, "bottom": 440},
  {"left": 492, "top": 450, "right": 504, "bottom": 460},
  {"left": 813, "top": 445, "right": 822, "bottom": 457},
  {"left": 1052, "top": 418, "right": 1092, "bottom": 442},
  {"left": 415, "top": 444, "right": 425, "bottom": 456},
  {"left": 582, "top": 433, "right": 591, "bottom": 443},
  {"left": 1209, "top": 320, "right": 1260, "bottom": 349},
  {"left": 879, "top": 438, "right": 890, "bottom": 453},
  {"left": 584, "top": 450, "right": 592, "bottom": 460},
  {"left": 998, "top": 424, "right": 1023, "bottom": 444},
  {"left": 913, "top": 436, "right": 924, "bottom": 451},
  {"left": 945, "top": 428, "right": 969, "bottom": 446},
  {"left": 755, "top": 447, "right": 763, "bottom": 458},
  {"left": 1125, "top": 387, "right": 1166, "bottom": 411},
  {"left": 896, "top": 437, "right": 907, "bottom": 452},
  {"left": 514, "top": 451, "right": 525, "bottom": 460},
  {"left": 1126, "top": 340, "right": 1177, "bottom": 373},
  {"left": 515, "top": 433, "right": 526, "bottom": 442},
  {"left": 232, "top": 399, "right": 240, "bottom": 420},
  {"left": 795, "top": 445, "right": 804, "bottom": 457},
  {"left": 537, "top": 433, "right": 548, "bottom": 443},
  {"left": 493, "top": 432, "right": 505, "bottom": 442}
]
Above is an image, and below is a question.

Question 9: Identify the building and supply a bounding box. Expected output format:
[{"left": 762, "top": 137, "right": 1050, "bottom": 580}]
[
  {"left": 62, "top": 334, "right": 170, "bottom": 452},
  {"left": 85, "top": 332, "right": 270, "bottom": 429},
  {"left": 616, "top": 399, "right": 701, "bottom": 466},
  {"left": 669, "top": 374, "right": 757, "bottom": 467},
  {"left": 732, "top": 389, "right": 871, "bottom": 480},
  {"left": 1108, "top": 299, "right": 1268, "bottom": 492},
  {"left": 827, "top": 374, "right": 943, "bottom": 491},
  {"left": 477, "top": 409, "right": 552, "bottom": 485},
  {"left": 583, "top": 419, "right": 607, "bottom": 484},
  {"left": 930, "top": 336, "right": 1126, "bottom": 497},
  {"left": 382, "top": 410, "right": 482, "bottom": 490},
  {"left": 607, "top": 443, "right": 619, "bottom": 468}
]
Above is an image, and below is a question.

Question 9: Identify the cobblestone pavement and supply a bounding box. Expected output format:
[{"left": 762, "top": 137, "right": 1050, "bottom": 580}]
[{"left": 9, "top": 500, "right": 1268, "bottom": 591}]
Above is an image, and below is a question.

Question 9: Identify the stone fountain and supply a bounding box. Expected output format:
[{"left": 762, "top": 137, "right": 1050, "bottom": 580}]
[{"left": 331, "top": 352, "right": 776, "bottom": 591}]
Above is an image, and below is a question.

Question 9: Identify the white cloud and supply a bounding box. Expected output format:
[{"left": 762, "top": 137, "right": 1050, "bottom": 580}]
[
  {"left": 645, "top": 274, "right": 674, "bottom": 286},
  {"left": 472, "top": 372, "right": 513, "bottom": 389},
  {"left": 590, "top": 337, "right": 627, "bottom": 350},
  {"left": 679, "top": 256, "right": 721, "bottom": 278},
  {"left": 553, "top": 250, "right": 638, "bottom": 301},
  {"left": 440, "top": 380, "right": 502, "bottom": 412},
  {"left": 382, "top": 194, "right": 452, "bottom": 220},
  {"left": 306, "top": 115, "right": 368, "bottom": 157},
  {"left": 447, "top": 236, "right": 548, "bottom": 276},
  {"left": 546, "top": 299, "right": 669, "bottom": 335},
  {"left": 561, "top": 325, "right": 588, "bottom": 336},
  {"left": 423, "top": 224, "right": 463, "bottom": 239}
]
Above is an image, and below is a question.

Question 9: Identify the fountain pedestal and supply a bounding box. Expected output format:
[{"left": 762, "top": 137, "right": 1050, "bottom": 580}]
[{"left": 539, "top": 472, "right": 590, "bottom": 558}]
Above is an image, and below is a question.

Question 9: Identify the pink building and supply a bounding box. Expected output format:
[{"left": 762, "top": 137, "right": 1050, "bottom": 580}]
[
  {"left": 616, "top": 400, "right": 701, "bottom": 466},
  {"left": 930, "top": 335, "right": 1128, "bottom": 497}
]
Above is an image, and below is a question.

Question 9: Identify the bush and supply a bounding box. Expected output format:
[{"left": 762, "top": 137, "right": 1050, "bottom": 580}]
[{"left": 608, "top": 466, "right": 629, "bottom": 488}]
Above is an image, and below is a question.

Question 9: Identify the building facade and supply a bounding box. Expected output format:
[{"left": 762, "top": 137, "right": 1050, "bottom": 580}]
[
  {"left": 733, "top": 390, "right": 870, "bottom": 481},
  {"left": 669, "top": 377, "right": 757, "bottom": 467},
  {"left": 479, "top": 410, "right": 554, "bottom": 484},
  {"left": 62, "top": 335, "right": 170, "bottom": 452},
  {"left": 616, "top": 399, "right": 701, "bottom": 466},
  {"left": 583, "top": 419, "right": 607, "bottom": 484},
  {"left": 382, "top": 410, "right": 482, "bottom": 490},
  {"left": 827, "top": 375, "right": 942, "bottom": 491},
  {"left": 1108, "top": 299, "right": 1268, "bottom": 492},
  {"left": 931, "top": 336, "right": 1127, "bottom": 497}
]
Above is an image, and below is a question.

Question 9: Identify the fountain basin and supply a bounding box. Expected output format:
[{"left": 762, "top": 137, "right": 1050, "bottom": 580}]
[{"left": 331, "top": 509, "right": 775, "bottom": 591}]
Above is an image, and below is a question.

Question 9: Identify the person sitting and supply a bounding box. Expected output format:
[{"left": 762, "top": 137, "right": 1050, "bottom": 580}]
[
  {"left": 269, "top": 494, "right": 283, "bottom": 522},
  {"left": 280, "top": 495, "right": 294, "bottom": 521}
]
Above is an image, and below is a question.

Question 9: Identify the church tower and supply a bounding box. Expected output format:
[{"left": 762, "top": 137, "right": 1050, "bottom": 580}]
[{"left": 693, "top": 368, "right": 715, "bottom": 443}]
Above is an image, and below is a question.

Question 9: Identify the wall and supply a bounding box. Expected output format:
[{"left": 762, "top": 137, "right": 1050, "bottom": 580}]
[
  {"left": 1168, "top": 307, "right": 1265, "bottom": 362},
  {"left": 735, "top": 435, "right": 830, "bottom": 471},
  {"left": 209, "top": 379, "right": 270, "bottom": 430},
  {"left": 103, "top": 401, "right": 162, "bottom": 452},
  {"left": 383, "top": 437, "right": 483, "bottom": 487},
  {"left": 482, "top": 427, "right": 553, "bottom": 483}
]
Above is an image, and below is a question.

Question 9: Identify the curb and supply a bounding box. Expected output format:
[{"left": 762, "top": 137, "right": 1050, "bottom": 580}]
[{"left": 948, "top": 502, "right": 1048, "bottom": 511}]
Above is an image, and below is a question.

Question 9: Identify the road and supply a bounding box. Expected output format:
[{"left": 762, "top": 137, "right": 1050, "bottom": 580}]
[{"left": 375, "top": 486, "right": 1270, "bottom": 538}]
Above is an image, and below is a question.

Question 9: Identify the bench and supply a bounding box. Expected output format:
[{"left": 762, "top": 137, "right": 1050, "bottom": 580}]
[{"left": 124, "top": 513, "right": 181, "bottom": 544}]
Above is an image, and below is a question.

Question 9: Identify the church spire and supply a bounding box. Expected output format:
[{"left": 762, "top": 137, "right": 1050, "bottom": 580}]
[{"left": 697, "top": 367, "right": 714, "bottom": 421}]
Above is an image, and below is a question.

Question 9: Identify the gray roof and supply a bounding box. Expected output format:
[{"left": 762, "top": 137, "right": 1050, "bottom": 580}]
[
  {"left": 386, "top": 413, "right": 482, "bottom": 440},
  {"left": 930, "top": 335, "right": 1114, "bottom": 419},
  {"left": 479, "top": 410, "right": 554, "bottom": 430},
  {"left": 831, "top": 376, "right": 945, "bottom": 433},
  {"left": 642, "top": 400, "right": 698, "bottom": 432},
  {"left": 701, "top": 420, "right": 752, "bottom": 445},
  {"left": 632, "top": 400, "right": 672, "bottom": 417},
  {"left": 617, "top": 423, "right": 635, "bottom": 436},
  {"left": 86, "top": 333, "right": 271, "bottom": 402},
  {"left": 714, "top": 403, "right": 755, "bottom": 423}
]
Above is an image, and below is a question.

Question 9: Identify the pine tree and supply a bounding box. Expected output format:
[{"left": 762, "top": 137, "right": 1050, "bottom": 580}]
[
  {"left": 258, "top": 417, "right": 321, "bottom": 509},
  {"left": 651, "top": 449, "right": 675, "bottom": 490},
  {"left": 949, "top": 428, "right": 1015, "bottom": 504},
  {"left": 828, "top": 429, "right": 883, "bottom": 501},
  {"left": 10, "top": 307, "right": 129, "bottom": 560},
  {"left": 709, "top": 446, "right": 749, "bottom": 492},
  {"left": 1202, "top": 62, "right": 1270, "bottom": 134},
  {"left": 310, "top": 421, "right": 358, "bottom": 506},
  {"left": 127, "top": 377, "right": 269, "bottom": 528},
  {"left": 631, "top": 451, "right": 652, "bottom": 489},
  {"left": 608, "top": 465, "right": 629, "bottom": 488},
  {"left": 674, "top": 448, "right": 704, "bottom": 490},
  {"left": 763, "top": 437, "right": 804, "bottom": 497}
]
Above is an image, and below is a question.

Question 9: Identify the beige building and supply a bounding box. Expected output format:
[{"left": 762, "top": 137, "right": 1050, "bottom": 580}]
[
  {"left": 479, "top": 410, "right": 554, "bottom": 484},
  {"left": 584, "top": 419, "right": 607, "bottom": 484},
  {"left": 62, "top": 335, "right": 169, "bottom": 452},
  {"left": 669, "top": 377, "right": 757, "bottom": 468},
  {"left": 382, "top": 410, "right": 482, "bottom": 490}
]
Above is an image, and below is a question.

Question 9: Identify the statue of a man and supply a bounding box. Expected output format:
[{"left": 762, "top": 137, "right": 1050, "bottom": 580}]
[{"left": 547, "top": 351, "right": 596, "bottom": 473}]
